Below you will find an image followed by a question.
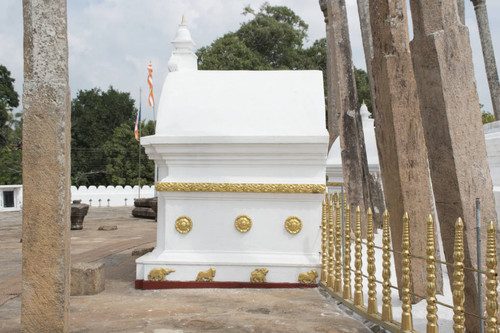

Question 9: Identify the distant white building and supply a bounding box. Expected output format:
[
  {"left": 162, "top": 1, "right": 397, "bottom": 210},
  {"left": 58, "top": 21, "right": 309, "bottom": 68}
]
[
  {"left": 0, "top": 185, "right": 23, "bottom": 211},
  {"left": 326, "top": 103, "right": 379, "bottom": 192}
]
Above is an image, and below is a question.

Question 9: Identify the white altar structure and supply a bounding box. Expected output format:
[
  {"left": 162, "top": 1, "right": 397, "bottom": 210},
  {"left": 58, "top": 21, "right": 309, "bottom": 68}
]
[{"left": 135, "top": 20, "right": 329, "bottom": 287}]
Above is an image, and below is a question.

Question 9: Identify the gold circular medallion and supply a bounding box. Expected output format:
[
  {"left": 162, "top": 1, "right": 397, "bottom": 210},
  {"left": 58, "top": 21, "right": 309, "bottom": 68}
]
[
  {"left": 285, "top": 216, "right": 302, "bottom": 234},
  {"left": 175, "top": 216, "right": 193, "bottom": 234},
  {"left": 235, "top": 215, "right": 252, "bottom": 233}
]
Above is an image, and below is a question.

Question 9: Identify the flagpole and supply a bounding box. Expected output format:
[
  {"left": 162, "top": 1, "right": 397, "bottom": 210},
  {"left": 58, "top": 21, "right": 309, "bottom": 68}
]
[{"left": 138, "top": 88, "right": 142, "bottom": 199}]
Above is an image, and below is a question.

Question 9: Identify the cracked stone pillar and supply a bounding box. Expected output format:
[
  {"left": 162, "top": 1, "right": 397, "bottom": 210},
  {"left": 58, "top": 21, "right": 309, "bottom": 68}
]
[
  {"left": 368, "top": 0, "right": 443, "bottom": 298},
  {"left": 326, "top": 0, "right": 373, "bottom": 236},
  {"left": 319, "top": 0, "right": 339, "bottom": 147},
  {"left": 409, "top": 0, "right": 498, "bottom": 331},
  {"left": 471, "top": 0, "right": 500, "bottom": 120},
  {"left": 22, "top": 0, "right": 71, "bottom": 332}
]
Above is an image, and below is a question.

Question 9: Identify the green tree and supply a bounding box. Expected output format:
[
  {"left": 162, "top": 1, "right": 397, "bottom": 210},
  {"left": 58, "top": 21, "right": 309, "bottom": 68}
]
[
  {"left": 0, "top": 65, "right": 21, "bottom": 185},
  {"left": 481, "top": 104, "right": 495, "bottom": 124},
  {"left": 354, "top": 67, "right": 372, "bottom": 113},
  {"left": 0, "top": 65, "right": 20, "bottom": 146},
  {"left": 196, "top": 4, "right": 371, "bottom": 114},
  {"left": 0, "top": 118, "right": 22, "bottom": 185},
  {"left": 71, "top": 87, "right": 136, "bottom": 186},
  {"left": 102, "top": 120, "right": 155, "bottom": 186}
]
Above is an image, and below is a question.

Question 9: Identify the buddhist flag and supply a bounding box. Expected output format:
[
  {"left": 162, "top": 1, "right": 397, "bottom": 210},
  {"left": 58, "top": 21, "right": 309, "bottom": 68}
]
[
  {"left": 134, "top": 105, "right": 141, "bottom": 141},
  {"left": 147, "top": 62, "right": 154, "bottom": 107}
]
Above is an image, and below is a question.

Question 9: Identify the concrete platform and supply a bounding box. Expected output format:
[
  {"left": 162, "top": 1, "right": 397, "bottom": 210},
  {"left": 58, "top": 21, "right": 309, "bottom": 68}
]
[{"left": 0, "top": 207, "right": 375, "bottom": 332}]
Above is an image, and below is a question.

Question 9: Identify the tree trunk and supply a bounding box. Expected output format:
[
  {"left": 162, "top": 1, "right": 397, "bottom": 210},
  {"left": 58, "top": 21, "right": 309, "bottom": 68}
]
[{"left": 472, "top": 0, "right": 500, "bottom": 120}]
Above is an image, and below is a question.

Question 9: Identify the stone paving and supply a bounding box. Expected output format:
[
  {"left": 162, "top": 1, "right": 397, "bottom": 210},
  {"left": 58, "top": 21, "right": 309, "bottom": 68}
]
[{"left": 0, "top": 207, "right": 376, "bottom": 332}]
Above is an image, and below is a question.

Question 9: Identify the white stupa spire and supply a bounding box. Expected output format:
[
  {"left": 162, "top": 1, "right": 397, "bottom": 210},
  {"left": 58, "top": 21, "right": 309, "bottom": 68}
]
[{"left": 168, "top": 16, "right": 198, "bottom": 72}]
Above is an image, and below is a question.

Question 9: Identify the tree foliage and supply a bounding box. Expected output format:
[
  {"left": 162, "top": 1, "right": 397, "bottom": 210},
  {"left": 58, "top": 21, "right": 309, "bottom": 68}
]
[
  {"left": 0, "top": 65, "right": 20, "bottom": 146},
  {"left": 102, "top": 120, "right": 155, "bottom": 186},
  {"left": 0, "top": 65, "right": 21, "bottom": 185},
  {"left": 71, "top": 87, "right": 140, "bottom": 186},
  {"left": 196, "top": 4, "right": 371, "bottom": 114}
]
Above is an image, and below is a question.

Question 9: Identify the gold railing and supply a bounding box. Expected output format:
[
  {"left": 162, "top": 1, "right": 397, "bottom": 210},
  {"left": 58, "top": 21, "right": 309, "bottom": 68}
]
[{"left": 320, "top": 193, "right": 499, "bottom": 333}]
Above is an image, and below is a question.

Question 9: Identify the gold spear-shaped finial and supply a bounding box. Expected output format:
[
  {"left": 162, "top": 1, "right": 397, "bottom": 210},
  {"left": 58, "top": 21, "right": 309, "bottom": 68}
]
[{"left": 182, "top": 15, "right": 186, "bottom": 24}]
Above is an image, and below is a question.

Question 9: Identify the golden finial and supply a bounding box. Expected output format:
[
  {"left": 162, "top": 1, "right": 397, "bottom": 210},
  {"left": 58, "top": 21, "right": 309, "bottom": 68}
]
[
  {"left": 401, "top": 212, "right": 413, "bottom": 331},
  {"left": 486, "top": 220, "right": 498, "bottom": 333},
  {"left": 354, "top": 206, "right": 363, "bottom": 306},
  {"left": 426, "top": 215, "right": 438, "bottom": 333},
  {"left": 366, "top": 208, "right": 377, "bottom": 314},
  {"left": 343, "top": 202, "right": 352, "bottom": 299},
  {"left": 334, "top": 200, "right": 342, "bottom": 293},
  {"left": 181, "top": 15, "right": 186, "bottom": 24},
  {"left": 452, "top": 218, "right": 465, "bottom": 333},
  {"left": 381, "top": 210, "right": 393, "bottom": 322}
]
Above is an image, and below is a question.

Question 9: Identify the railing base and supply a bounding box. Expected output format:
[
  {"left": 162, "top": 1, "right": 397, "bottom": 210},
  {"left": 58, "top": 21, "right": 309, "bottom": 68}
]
[{"left": 320, "top": 283, "right": 413, "bottom": 333}]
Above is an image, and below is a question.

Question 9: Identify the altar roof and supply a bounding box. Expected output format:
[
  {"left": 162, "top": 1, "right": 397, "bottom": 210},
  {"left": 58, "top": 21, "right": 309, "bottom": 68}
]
[{"left": 154, "top": 70, "right": 328, "bottom": 138}]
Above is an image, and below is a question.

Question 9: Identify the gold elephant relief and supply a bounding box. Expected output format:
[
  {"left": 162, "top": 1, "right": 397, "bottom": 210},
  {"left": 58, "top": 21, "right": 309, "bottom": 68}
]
[
  {"left": 250, "top": 268, "right": 269, "bottom": 283},
  {"left": 298, "top": 269, "right": 318, "bottom": 284},
  {"left": 196, "top": 268, "right": 216, "bottom": 282},
  {"left": 148, "top": 268, "right": 175, "bottom": 281}
]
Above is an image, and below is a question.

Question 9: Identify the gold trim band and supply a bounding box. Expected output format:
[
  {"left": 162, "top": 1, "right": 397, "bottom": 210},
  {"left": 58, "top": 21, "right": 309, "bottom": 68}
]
[
  {"left": 326, "top": 182, "right": 344, "bottom": 187},
  {"left": 156, "top": 182, "right": 326, "bottom": 194}
]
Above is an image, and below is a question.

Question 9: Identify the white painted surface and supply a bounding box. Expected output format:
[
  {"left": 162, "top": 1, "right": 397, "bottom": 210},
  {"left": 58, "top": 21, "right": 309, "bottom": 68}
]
[
  {"left": 167, "top": 20, "right": 197, "bottom": 73},
  {"left": 71, "top": 185, "right": 155, "bottom": 207},
  {"left": 151, "top": 70, "right": 326, "bottom": 138},
  {"left": 484, "top": 120, "right": 500, "bottom": 219}
]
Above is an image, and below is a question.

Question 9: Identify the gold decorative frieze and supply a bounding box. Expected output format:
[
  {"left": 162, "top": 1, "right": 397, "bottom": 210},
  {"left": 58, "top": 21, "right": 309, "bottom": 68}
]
[
  {"left": 148, "top": 268, "right": 175, "bottom": 281},
  {"left": 156, "top": 182, "right": 326, "bottom": 194},
  {"left": 235, "top": 215, "right": 252, "bottom": 233},
  {"left": 326, "top": 182, "right": 343, "bottom": 187},
  {"left": 284, "top": 216, "right": 302, "bottom": 234},
  {"left": 298, "top": 269, "right": 318, "bottom": 284},
  {"left": 250, "top": 268, "right": 269, "bottom": 283},
  {"left": 196, "top": 268, "right": 216, "bottom": 282},
  {"left": 175, "top": 216, "right": 193, "bottom": 234}
]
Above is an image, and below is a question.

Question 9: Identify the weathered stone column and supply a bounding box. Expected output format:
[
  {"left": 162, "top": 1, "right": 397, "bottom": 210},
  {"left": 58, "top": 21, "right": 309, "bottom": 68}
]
[
  {"left": 319, "top": 0, "right": 338, "bottom": 147},
  {"left": 368, "top": 0, "right": 443, "bottom": 298},
  {"left": 471, "top": 0, "right": 500, "bottom": 120},
  {"left": 457, "top": 0, "right": 465, "bottom": 24},
  {"left": 355, "top": 0, "right": 377, "bottom": 114},
  {"left": 326, "top": 0, "right": 373, "bottom": 236},
  {"left": 409, "top": 0, "right": 498, "bottom": 331},
  {"left": 22, "top": 0, "right": 71, "bottom": 332}
]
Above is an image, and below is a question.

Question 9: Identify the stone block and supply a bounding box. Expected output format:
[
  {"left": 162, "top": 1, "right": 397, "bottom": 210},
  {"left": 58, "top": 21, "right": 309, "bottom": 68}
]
[{"left": 71, "top": 262, "right": 105, "bottom": 296}]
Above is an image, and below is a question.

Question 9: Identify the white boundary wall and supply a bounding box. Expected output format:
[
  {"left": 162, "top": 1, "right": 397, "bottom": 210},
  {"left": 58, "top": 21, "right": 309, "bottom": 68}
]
[
  {"left": 70, "top": 185, "right": 155, "bottom": 207},
  {"left": 0, "top": 185, "right": 23, "bottom": 211}
]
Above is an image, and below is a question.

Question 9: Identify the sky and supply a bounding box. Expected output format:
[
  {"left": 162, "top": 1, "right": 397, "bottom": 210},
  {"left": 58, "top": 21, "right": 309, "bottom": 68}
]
[{"left": 1, "top": 0, "right": 499, "bottom": 121}]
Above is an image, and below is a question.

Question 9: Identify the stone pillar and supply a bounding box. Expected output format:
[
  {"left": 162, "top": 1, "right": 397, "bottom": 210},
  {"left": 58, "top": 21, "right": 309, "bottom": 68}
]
[
  {"left": 319, "top": 0, "right": 338, "bottom": 147},
  {"left": 457, "top": 0, "right": 465, "bottom": 24},
  {"left": 471, "top": 0, "right": 500, "bottom": 120},
  {"left": 326, "top": 0, "right": 373, "bottom": 236},
  {"left": 22, "top": 0, "right": 71, "bottom": 332},
  {"left": 355, "top": 0, "right": 377, "bottom": 116},
  {"left": 409, "top": 0, "right": 498, "bottom": 331},
  {"left": 368, "top": 0, "right": 443, "bottom": 298}
]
